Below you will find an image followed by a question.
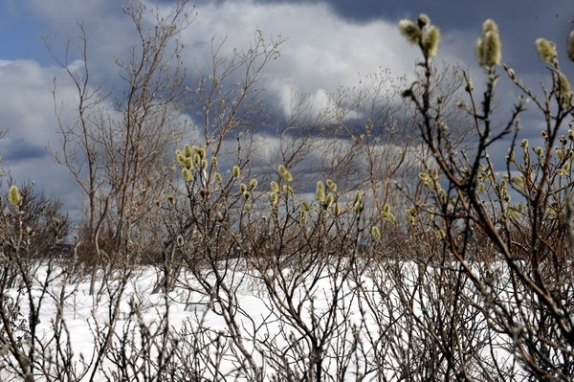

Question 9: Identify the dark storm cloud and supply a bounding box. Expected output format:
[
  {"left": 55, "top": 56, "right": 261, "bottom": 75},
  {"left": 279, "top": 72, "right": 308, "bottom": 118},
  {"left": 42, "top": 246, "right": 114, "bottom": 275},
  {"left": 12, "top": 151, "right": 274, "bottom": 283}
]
[
  {"left": 252, "top": 0, "right": 574, "bottom": 75},
  {"left": 3, "top": 139, "right": 46, "bottom": 162}
]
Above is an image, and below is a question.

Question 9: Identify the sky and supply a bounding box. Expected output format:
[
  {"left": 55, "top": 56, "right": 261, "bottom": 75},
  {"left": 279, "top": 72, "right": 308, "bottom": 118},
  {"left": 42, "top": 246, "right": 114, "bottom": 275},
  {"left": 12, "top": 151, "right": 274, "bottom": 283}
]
[{"left": 1, "top": 0, "right": 573, "bottom": 217}]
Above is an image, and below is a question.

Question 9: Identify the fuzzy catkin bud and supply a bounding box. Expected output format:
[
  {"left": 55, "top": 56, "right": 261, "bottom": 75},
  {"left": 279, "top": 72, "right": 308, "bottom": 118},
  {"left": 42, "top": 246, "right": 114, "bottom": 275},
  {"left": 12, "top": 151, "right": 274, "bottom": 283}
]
[
  {"left": 568, "top": 31, "right": 574, "bottom": 62},
  {"left": 407, "top": 206, "right": 417, "bottom": 220},
  {"left": 353, "top": 201, "right": 363, "bottom": 214},
  {"left": 521, "top": 139, "right": 529, "bottom": 148},
  {"left": 270, "top": 192, "right": 279, "bottom": 206},
  {"left": 383, "top": 203, "right": 391, "bottom": 214},
  {"left": 326, "top": 179, "right": 337, "bottom": 192},
  {"left": 176, "top": 154, "right": 186, "bottom": 166},
  {"left": 232, "top": 165, "right": 241, "bottom": 178},
  {"left": 183, "top": 144, "right": 193, "bottom": 157},
  {"left": 182, "top": 168, "right": 193, "bottom": 182},
  {"left": 465, "top": 78, "right": 474, "bottom": 92},
  {"left": 316, "top": 181, "right": 325, "bottom": 203},
  {"left": 8, "top": 185, "right": 21, "bottom": 206},
  {"left": 322, "top": 194, "right": 333, "bottom": 210},
  {"left": 476, "top": 19, "right": 502, "bottom": 66},
  {"left": 270, "top": 181, "right": 280, "bottom": 193},
  {"left": 422, "top": 26, "right": 440, "bottom": 57},
  {"left": 557, "top": 71, "right": 572, "bottom": 106},
  {"left": 381, "top": 203, "right": 393, "bottom": 220},
  {"left": 535, "top": 38, "right": 557, "bottom": 63},
  {"left": 417, "top": 14, "right": 430, "bottom": 28},
  {"left": 398, "top": 19, "right": 422, "bottom": 45},
  {"left": 332, "top": 202, "right": 341, "bottom": 216},
  {"left": 299, "top": 210, "right": 307, "bottom": 226},
  {"left": 283, "top": 170, "right": 293, "bottom": 183},
  {"left": 372, "top": 226, "right": 381, "bottom": 241},
  {"left": 354, "top": 191, "right": 362, "bottom": 204}
]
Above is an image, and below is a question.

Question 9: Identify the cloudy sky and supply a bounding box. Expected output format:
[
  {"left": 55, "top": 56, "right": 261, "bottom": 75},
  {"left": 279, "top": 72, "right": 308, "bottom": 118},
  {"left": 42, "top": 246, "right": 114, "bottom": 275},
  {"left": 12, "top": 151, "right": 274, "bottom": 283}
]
[{"left": 1, "top": 0, "right": 573, "bottom": 215}]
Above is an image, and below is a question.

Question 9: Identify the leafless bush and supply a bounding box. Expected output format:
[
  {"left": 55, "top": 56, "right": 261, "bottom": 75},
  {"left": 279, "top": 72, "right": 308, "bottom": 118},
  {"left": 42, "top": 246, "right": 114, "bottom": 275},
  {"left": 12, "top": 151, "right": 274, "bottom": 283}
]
[
  {"left": 400, "top": 14, "right": 574, "bottom": 381},
  {"left": 7, "top": 4, "right": 574, "bottom": 382}
]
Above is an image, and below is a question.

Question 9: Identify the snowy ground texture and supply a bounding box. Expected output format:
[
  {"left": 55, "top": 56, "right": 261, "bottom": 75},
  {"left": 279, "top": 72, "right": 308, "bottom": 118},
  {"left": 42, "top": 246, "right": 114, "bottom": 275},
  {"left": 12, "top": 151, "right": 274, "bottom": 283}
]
[{"left": 0, "top": 258, "right": 526, "bottom": 381}]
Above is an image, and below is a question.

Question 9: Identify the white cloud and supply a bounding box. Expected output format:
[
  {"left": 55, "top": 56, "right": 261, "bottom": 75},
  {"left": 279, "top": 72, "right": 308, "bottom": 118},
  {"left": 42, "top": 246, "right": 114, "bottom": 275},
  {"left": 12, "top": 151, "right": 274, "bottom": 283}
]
[
  {"left": 28, "top": 0, "right": 450, "bottom": 118},
  {"left": 0, "top": 60, "right": 65, "bottom": 150},
  {"left": 179, "top": 0, "right": 424, "bottom": 117},
  {"left": 10, "top": 0, "right": 486, "bottom": 215},
  {"left": 0, "top": 59, "right": 79, "bottom": 202}
]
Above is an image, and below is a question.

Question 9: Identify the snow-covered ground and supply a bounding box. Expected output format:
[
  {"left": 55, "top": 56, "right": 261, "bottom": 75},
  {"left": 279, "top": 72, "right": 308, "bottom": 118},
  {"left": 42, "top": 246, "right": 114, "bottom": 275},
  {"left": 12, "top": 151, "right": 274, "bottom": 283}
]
[{"left": 0, "top": 259, "right": 524, "bottom": 381}]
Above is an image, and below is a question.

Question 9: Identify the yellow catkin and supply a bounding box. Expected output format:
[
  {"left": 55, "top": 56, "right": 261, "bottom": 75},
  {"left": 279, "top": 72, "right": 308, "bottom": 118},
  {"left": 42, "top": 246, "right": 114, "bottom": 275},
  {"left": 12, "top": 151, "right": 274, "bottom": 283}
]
[
  {"left": 568, "top": 31, "right": 574, "bottom": 62},
  {"left": 322, "top": 194, "right": 333, "bottom": 210},
  {"left": 535, "top": 38, "right": 557, "bottom": 63},
  {"left": 372, "top": 226, "right": 381, "bottom": 240},
  {"left": 233, "top": 165, "right": 241, "bottom": 178},
  {"left": 283, "top": 171, "right": 293, "bottom": 183},
  {"left": 326, "top": 179, "right": 337, "bottom": 192},
  {"left": 332, "top": 202, "right": 341, "bottom": 216},
  {"left": 183, "top": 144, "right": 193, "bottom": 157},
  {"left": 354, "top": 191, "right": 362, "bottom": 204},
  {"left": 270, "top": 192, "right": 279, "bottom": 206},
  {"left": 182, "top": 168, "right": 193, "bottom": 182},
  {"left": 423, "top": 26, "right": 441, "bottom": 57},
  {"left": 316, "top": 181, "right": 326, "bottom": 203},
  {"left": 8, "top": 185, "right": 21, "bottom": 206},
  {"left": 476, "top": 19, "right": 502, "bottom": 66},
  {"left": 557, "top": 71, "right": 572, "bottom": 106},
  {"left": 399, "top": 19, "right": 422, "bottom": 45}
]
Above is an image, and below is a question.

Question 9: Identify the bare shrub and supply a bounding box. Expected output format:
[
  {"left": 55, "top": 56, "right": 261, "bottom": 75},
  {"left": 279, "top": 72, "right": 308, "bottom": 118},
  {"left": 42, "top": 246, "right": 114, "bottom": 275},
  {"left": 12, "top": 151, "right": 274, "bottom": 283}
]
[{"left": 400, "top": 14, "right": 574, "bottom": 381}]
